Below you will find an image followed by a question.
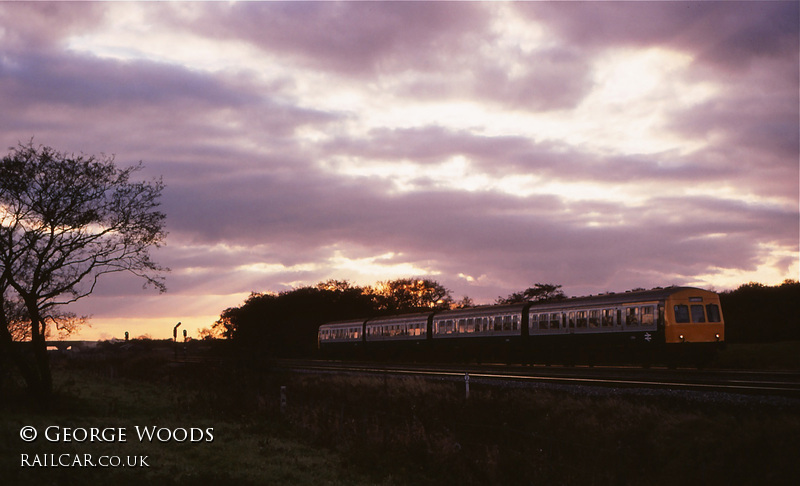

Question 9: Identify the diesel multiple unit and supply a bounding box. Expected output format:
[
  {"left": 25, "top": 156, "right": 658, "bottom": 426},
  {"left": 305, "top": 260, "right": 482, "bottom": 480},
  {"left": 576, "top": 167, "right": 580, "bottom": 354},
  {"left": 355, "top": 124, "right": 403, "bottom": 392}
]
[{"left": 318, "top": 287, "right": 724, "bottom": 365}]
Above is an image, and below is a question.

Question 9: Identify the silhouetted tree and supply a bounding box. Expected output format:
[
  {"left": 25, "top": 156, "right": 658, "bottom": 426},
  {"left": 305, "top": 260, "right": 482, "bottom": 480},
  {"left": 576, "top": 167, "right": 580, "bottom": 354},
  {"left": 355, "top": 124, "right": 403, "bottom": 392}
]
[
  {"left": 371, "top": 278, "right": 453, "bottom": 311},
  {"left": 0, "top": 141, "right": 167, "bottom": 403},
  {"left": 215, "top": 281, "right": 377, "bottom": 359},
  {"left": 454, "top": 296, "right": 475, "bottom": 309},
  {"left": 719, "top": 280, "right": 799, "bottom": 342},
  {"left": 496, "top": 283, "right": 565, "bottom": 304}
]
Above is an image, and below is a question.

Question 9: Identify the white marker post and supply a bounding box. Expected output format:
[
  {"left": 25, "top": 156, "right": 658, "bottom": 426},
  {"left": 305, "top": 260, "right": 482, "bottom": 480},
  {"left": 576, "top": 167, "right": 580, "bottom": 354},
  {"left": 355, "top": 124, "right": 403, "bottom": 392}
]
[{"left": 465, "top": 373, "right": 470, "bottom": 400}]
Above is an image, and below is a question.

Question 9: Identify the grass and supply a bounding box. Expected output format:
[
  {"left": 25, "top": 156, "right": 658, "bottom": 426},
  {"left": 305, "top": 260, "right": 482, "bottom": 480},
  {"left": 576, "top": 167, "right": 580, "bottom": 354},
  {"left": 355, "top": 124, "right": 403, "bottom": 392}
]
[
  {"left": 2, "top": 340, "right": 799, "bottom": 485},
  {"left": 0, "top": 354, "right": 384, "bottom": 486},
  {"left": 713, "top": 340, "right": 800, "bottom": 370},
  {"left": 282, "top": 373, "right": 800, "bottom": 486}
]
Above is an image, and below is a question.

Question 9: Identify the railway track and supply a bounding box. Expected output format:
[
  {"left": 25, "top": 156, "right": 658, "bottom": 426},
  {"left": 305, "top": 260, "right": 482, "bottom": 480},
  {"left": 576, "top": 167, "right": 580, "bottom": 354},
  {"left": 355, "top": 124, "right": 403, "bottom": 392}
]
[{"left": 275, "top": 359, "right": 800, "bottom": 399}]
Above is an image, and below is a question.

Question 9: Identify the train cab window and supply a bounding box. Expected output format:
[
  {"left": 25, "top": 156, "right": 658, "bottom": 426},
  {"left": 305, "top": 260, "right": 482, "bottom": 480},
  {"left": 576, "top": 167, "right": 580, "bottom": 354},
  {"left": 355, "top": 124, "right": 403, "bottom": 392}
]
[
  {"left": 641, "top": 306, "right": 654, "bottom": 327},
  {"left": 690, "top": 305, "right": 706, "bottom": 323},
  {"left": 626, "top": 307, "right": 639, "bottom": 327},
  {"left": 706, "top": 304, "right": 721, "bottom": 323},
  {"left": 674, "top": 305, "right": 690, "bottom": 323}
]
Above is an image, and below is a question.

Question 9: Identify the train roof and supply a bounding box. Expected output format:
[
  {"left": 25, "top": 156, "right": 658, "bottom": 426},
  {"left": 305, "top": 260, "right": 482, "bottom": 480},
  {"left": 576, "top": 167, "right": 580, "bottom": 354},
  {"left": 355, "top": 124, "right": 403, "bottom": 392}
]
[
  {"left": 319, "top": 287, "right": 717, "bottom": 329},
  {"left": 318, "top": 318, "right": 368, "bottom": 329},
  {"left": 528, "top": 286, "right": 715, "bottom": 310},
  {"left": 433, "top": 302, "right": 530, "bottom": 318},
  {"left": 366, "top": 311, "right": 434, "bottom": 325}
]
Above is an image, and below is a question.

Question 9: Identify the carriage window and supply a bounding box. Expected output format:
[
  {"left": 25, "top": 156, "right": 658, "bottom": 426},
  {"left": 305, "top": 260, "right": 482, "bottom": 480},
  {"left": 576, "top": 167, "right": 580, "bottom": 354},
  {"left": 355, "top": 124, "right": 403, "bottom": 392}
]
[
  {"left": 690, "top": 305, "right": 706, "bottom": 323},
  {"left": 588, "top": 310, "right": 601, "bottom": 328},
  {"left": 550, "top": 313, "right": 561, "bottom": 329},
  {"left": 458, "top": 319, "right": 466, "bottom": 333},
  {"left": 674, "top": 305, "right": 690, "bottom": 323},
  {"left": 641, "top": 306, "right": 654, "bottom": 327},
  {"left": 706, "top": 304, "right": 721, "bottom": 323},
  {"left": 602, "top": 309, "right": 614, "bottom": 327},
  {"left": 576, "top": 311, "right": 587, "bottom": 328},
  {"left": 626, "top": 307, "right": 639, "bottom": 327},
  {"left": 513, "top": 314, "right": 520, "bottom": 331},
  {"left": 539, "top": 314, "right": 549, "bottom": 330},
  {"left": 567, "top": 312, "right": 575, "bottom": 329},
  {"left": 503, "top": 315, "right": 512, "bottom": 331}
]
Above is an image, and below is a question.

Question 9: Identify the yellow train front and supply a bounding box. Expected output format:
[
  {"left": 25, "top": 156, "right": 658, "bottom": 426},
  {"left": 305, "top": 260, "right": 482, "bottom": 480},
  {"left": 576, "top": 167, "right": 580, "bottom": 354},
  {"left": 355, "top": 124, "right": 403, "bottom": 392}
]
[{"left": 661, "top": 287, "right": 725, "bottom": 365}]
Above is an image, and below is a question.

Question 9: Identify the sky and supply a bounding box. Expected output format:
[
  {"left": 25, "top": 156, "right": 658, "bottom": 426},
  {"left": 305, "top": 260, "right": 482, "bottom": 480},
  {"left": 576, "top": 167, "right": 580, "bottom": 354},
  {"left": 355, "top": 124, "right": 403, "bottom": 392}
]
[{"left": 0, "top": 1, "right": 797, "bottom": 341}]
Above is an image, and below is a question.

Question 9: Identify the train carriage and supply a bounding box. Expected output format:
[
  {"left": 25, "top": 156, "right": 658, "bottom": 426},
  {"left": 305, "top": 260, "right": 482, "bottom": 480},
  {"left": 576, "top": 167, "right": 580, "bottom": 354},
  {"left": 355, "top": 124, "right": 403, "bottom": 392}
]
[
  {"left": 364, "top": 312, "right": 433, "bottom": 360},
  {"left": 318, "top": 319, "right": 367, "bottom": 359},
  {"left": 430, "top": 303, "right": 529, "bottom": 362}
]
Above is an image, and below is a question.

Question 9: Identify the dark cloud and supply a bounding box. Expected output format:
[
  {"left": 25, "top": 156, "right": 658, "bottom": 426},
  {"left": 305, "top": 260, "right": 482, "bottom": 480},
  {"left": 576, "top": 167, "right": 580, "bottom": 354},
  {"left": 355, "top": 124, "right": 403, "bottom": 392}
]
[
  {"left": 174, "top": 1, "right": 489, "bottom": 75},
  {"left": 521, "top": 1, "right": 799, "bottom": 71},
  {"left": 0, "top": 2, "right": 107, "bottom": 51},
  {"left": 322, "top": 125, "right": 739, "bottom": 187},
  {"left": 0, "top": 52, "right": 252, "bottom": 109}
]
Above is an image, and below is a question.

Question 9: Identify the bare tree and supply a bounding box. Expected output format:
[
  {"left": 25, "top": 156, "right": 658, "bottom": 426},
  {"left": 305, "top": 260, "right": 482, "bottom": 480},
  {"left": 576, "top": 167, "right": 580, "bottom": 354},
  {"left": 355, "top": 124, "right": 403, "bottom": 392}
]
[{"left": 0, "top": 141, "right": 167, "bottom": 403}]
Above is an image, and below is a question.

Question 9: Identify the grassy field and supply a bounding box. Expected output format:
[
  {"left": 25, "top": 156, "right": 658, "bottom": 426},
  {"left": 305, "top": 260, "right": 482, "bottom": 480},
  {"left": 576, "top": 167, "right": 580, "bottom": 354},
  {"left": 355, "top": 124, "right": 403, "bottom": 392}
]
[
  {"left": 1, "top": 349, "right": 384, "bottom": 486},
  {"left": 1, "top": 341, "right": 799, "bottom": 485},
  {"left": 712, "top": 340, "right": 800, "bottom": 370}
]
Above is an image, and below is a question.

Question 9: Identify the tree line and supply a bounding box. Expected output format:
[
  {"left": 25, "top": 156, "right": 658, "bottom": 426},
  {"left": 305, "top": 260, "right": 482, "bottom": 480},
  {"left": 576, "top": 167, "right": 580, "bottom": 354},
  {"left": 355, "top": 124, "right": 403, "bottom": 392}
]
[
  {"left": 209, "top": 280, "right": 566, "bottom": 357},
  {"left": 719, "top": 279, "right": 799, "bottom": 342}
]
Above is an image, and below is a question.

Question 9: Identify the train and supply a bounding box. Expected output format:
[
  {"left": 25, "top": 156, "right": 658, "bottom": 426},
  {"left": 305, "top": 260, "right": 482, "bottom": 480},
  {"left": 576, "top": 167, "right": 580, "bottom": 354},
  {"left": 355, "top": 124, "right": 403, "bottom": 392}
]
[{"left": 318, "top": 286, "right": 725, "bottom": 366}]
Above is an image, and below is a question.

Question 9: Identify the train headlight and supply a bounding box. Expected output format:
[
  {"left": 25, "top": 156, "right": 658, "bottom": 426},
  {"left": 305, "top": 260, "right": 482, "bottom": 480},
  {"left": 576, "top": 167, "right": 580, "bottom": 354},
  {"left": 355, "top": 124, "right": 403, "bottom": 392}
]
[
  {"left": 679, "top": 334, "right": 685, "bottom": 343},
  {"left": 715, "top": 334, "right": 720, "bottom": 342}
]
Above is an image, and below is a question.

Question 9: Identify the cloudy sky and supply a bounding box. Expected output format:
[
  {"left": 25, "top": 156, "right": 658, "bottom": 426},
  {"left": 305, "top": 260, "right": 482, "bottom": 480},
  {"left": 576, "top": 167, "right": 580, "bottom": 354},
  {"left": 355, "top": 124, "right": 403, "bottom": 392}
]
[{"left": 1, "top": 1, "right": 797, "bottom": 340}]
